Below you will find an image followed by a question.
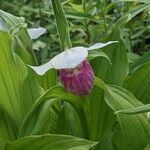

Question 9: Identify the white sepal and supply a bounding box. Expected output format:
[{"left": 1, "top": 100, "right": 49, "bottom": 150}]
[
  {"left": 51, "top": 47, "right": 88, "bottom": 69},
  {"left": 28, "top": 61, "right": 53, "bottom": 76},
  {"left": 87, "top": 41, "right": 118, "bottom": 51},
  {"left": 29, "top": 41, "right": 118, "bottom": 75},
  {"left": 27, "top": 27, "right": 46, "bottom": 39},
  {"left": 29, "top": 46, "right": 88, "bottom": 75},
  {"left": 0, "top": 19, "right": 5, "bottom": 30}
]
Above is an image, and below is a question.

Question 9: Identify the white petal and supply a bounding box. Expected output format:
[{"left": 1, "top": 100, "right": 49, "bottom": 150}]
[
  {"left": 28, "top": 61, "right": 53, "bottom": 75},
  {"left": 27, "top": 27, "right": 46, "bottom": 39},
  {"left": 87, "top": 41, "right": 118, "bottom": 51},
  {"left": 29, "top": 47, "right": 88, "bottom": 75},
  {"left": 51, "top": 47, "right": 88, "bottom": 69}
]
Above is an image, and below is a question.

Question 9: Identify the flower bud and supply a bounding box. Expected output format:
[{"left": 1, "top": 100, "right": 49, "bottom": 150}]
[{"left": 60, "top": 60, "right": 94, "bottom": 96}]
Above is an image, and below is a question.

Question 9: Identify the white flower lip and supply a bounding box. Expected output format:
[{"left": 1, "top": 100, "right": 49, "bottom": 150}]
[
  {"left": 29, "top": 41, "right": 118, "bottom": 75},
  {"left": 29, "top": 47, "right": 88, "bottom": 75},
  {"left": 27, "top": 27, "right": 46, "bottom": 39}
]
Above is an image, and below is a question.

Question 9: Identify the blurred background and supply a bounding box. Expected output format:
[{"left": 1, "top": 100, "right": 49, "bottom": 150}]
[{"left": 0, "top": 0, "right": 149, "bottom": 65}]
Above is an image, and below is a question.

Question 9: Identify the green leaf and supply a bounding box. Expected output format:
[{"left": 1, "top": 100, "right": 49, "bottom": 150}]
[
  {"left": 42, "top": 9, "right": 102, "bottom": 23},
  {"left": 15, "top": 27, "right": 37, "bottom": 64},
  {"left": 51, "top": 0, "right": 72, "bottom": 49},
  {"left": 94, "top": 77, "right": 107, "bottom": 91},
  {"left": 144, "top": 144, "right": 150, "bottom": 150},
  {"left": 3, "top": 134, "right": 98, "bottom": 150},
  {"left": 88, "top": 50, "right": 111, "bottom": 64},
  {"left": 37, "top": 69, "right": 58, "bottom": 91},
  {"left": 130, "top": 51, "right": 150, "bottom": 71},
  {"left": 0, "top": 9, "right": 25, "bottom": 31},
  {"left": 18, "top": 86, "right": 83, "bottom": 138},
  {"left": 105, "top": 85, "right": 150, "bottom": 150},
  {"left": 127, "top": 52, "right": 140, "bottom": 64},
  {"left": 87, "top": 78, "right": 115, "bottom": 149},
  {"left": 56, "top": 102, "right": 84, "bottom": 138},
  {"left": 116, "top": 104, "right": 150, "bottom": 114},
  {"left": 91, "top": 30, "right": 128, "bottom": 85},
  {"left": 113, "top": 3, "right": 150, "bottom": 28},
  {"left": 0, "top": 31, "right": 42, "bottom": 140},
  {"left": 0, "top": 106, "right": 18, "bottom": 141},
  {"left": 124, "top": 63, "right": 150, "bottom": 103},
  {"left": 88, "top": 29, "right": 128, "bottom": 149},
  {"left": 88, "top": 86, "right": 115, "bottom": 149},
  {"left": 0, "top": 10, "right": 37, "bottom": 64},
  {"left": 64, "top": 10, "right": 101, "bottom": 23},
  {"left": 68, "top": 3, "right": 84, "bottom": 12}
]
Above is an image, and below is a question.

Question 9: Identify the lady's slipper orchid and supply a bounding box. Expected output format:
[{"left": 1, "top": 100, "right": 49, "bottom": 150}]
[{"left": 29, "top": 41, "right": 118, "bottom": 96}]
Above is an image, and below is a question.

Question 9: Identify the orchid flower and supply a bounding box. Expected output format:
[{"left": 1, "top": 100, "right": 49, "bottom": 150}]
[
  {"left": 0, "top": 18, "right": 46, "bottom": 39},
  {"left": 27, "top": 27, "right": 46, "bottom": 39},
  {"left": 29, "top": 41, "right": 118, "bottom": 96}
]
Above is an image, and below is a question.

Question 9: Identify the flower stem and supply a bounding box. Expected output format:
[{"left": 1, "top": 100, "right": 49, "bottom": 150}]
[{"left": 51, "top": 0, "right": 72, "bottom": 50}]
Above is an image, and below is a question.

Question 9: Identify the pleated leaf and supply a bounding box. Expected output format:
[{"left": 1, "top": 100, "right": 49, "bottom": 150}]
[
  {"left": 124, "top": 63, "right": 150, "bottom": 104},
  {"left": 116, "top": 104, "right": 150, "bottom": 114},
  {"left": 88, "top": 29, "right": 128, "bottom": 149},
  {"left": 0, "top": 31, "right": 42, "bottom": 140},
  {"left": 105, "top": 85, "right": 150, "bottom": 150},
  {"left": 3, "top": 134, "right": 98, "bottom": 150},
  {"left": 18, "top": 86, "right": 83, "bottom": 138},
  {"left": 130, "top": 51, "right": 150, "bottom": 71}
]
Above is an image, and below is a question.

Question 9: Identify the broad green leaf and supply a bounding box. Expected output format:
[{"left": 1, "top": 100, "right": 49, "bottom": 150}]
[
  {"left": 91, "top": 30, "right": 128, "bottom": 85},
  {"left": 130, "top": 51, "right": 150, "bottom": 71},
  {"left": 0, "top": 106, "right": 18, "bottom": 141},
  {"left": 94, "top": 77, "right": 107, "bottom": 91},
  {"left": 88, "top": 29, "right": 128, "bottom": 149},
  {"left": 124, "top": 63, "right": 150, "bottom": 103},
  {"left": 18, "top": 86, "right": 85, "bottom": 138},
  {"left": 88, "top": 78, "right": 114, "bottom": 149},
  {"left": 105, "top": 85, "right": 150, "bottom": 150},
  {"left": 0, "top": 138, "right": 6, "bottom": 150},
  {"left": 0, "top": 31, "right": 42, "bottom": 140},
  {"left": 15, "top": 27, "right": 36, "bottom": 63},
  {"left": 144, "top": 144, "right": 150, "bottom": 150},
  {"left": 51, "top": 0, "right": 72, "bottom": 49},
  {"left": 88, "top": 50, "right": 111, "bottom": 64},
  {"left": 13, "top": 35, "right": 35, "bottom": 65},
  {"left": 116, "top": 104, "right": 150, "bottom": 114},
  {"left": 3, "top": 134, "right": 98, "bottom": 150},
  {"left": 37, "top": 69, "right": 58, "bottom": 90},
  {"left": 97, "top": 132, "right": 114, "bottom": 150},
  {"left": 88, "top": 86, "right": 115, "bottom": 149},
  {"left": 56, "top": 102, "right": 84, "bottom": 138}
]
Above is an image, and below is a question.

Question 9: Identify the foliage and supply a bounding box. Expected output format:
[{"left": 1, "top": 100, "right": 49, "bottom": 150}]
[{"left": 0, "top": 0, "right": 150, "bottom": 150}]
